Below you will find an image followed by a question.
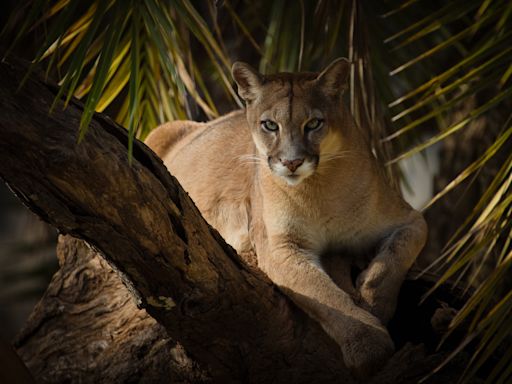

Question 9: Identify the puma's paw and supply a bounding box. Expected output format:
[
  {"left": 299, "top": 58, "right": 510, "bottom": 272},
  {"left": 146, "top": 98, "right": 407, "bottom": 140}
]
[{"left": 341, "top": 321, "right": 395, "bottom": 380}]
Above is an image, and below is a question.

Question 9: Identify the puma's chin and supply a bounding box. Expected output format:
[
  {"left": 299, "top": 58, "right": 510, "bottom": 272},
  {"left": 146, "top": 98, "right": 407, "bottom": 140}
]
[{"left": 282, "top": 174, "right": 307, "bottom": 186}]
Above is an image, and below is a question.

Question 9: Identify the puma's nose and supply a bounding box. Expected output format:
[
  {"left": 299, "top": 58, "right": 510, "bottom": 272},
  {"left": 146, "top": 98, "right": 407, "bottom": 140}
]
[{"left": 281, "top": 158, "right": 304, "bottom": 172}]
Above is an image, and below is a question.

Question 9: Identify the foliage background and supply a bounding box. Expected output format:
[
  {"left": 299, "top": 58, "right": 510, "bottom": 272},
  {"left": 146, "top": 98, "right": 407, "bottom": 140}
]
[{"left": 1, "top": 0, "right": 511, "bottom": 382}]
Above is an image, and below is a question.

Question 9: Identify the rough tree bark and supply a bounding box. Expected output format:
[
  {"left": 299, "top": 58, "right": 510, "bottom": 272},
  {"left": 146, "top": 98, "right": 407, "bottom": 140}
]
[
  {"left": 15, "top": 235, "right": 208, "bottom": 383},
  {"left": 0, "top": 59, "right": 470, "bottom": 383}
]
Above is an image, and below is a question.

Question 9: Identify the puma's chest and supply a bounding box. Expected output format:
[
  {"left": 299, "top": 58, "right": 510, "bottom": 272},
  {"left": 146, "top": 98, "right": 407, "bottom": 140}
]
[{"left": 264, "top": 188, "right": 382, "bottom": 253}]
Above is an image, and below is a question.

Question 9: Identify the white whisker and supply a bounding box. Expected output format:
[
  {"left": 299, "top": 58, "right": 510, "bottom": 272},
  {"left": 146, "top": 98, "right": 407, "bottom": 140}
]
[
  {"left": 238, "top": 154, "right": 264, "bottom": 162},
  {"left": 236, "top": 154, "right": 266, "bottom": 168},
  {"left": 320, "top": 150, "right": 367, "bottom": 163}
]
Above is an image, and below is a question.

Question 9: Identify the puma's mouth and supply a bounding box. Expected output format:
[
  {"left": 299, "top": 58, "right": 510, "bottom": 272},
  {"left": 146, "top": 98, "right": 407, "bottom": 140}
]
[
  {"left": 266, "top": 155, "right": 318, "bottom": 185},
  {"left": 272, "top": 163, "right": 316, "bottom": 185}
]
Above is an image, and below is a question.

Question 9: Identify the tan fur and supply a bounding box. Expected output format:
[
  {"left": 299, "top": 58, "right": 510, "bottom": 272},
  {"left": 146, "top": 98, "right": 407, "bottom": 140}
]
[{"left": 145, "top": 58, "right": 428, "bottom": 377}]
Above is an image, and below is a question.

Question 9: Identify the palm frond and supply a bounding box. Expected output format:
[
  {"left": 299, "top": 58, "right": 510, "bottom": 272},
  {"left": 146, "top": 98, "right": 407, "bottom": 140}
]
[{"left": 382, "top": 1, "right": 512, "bottom": 382}]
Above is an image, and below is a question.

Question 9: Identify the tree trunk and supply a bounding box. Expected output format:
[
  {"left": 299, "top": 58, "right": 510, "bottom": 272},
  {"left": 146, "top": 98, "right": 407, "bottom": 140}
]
[
  {"left": 15, "top": 235, "right": 207, "bottom": 383},
  {"left": 0, "top": 58, "right": 470, "bottom": 383}
]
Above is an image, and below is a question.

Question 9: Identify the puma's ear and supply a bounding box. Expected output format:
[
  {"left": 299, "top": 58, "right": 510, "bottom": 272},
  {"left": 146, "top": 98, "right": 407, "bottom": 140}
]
[
  {"left": 316, "top": 58, "right": 350, "bottom": 96},
  {"left": 232, "top": 61, "right": 264, "bottom": 102}
]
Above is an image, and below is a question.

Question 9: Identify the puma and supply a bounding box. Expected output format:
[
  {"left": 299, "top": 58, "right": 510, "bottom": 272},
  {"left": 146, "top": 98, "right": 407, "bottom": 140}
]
[{"left": 145, "top": 58, "right": 427, "bottom": 377}]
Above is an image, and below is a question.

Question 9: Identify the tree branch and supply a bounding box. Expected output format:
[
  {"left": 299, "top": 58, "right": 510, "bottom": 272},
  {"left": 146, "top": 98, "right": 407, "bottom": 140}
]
[
  {"left": 0, "top": 59, "right": 472, "bottom": 384},
  {"left": 0, "top": 59, "right": 351, "bottom": 383}
]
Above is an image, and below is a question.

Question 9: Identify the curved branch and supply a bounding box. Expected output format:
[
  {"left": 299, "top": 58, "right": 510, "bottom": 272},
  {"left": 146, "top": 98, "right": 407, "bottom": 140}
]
[
  {"left": 0, "top": 59, "right": 349, "bottom": 383},
  {"left": 0, "top": 59, "right": 471, "bottom": 384}
]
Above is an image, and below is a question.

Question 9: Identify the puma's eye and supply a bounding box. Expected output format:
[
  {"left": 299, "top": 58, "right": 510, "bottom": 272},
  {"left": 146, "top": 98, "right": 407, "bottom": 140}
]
[
  {"left": 305, "top": 118, "right": 324, "bottom": 132},
  {"left": 261, "top": 120, "right": 279, "bottom": 132}
]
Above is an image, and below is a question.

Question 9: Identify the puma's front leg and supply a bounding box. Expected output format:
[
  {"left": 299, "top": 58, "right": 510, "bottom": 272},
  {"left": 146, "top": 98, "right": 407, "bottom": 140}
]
[
  {"left": 357, "top": 212, "right": 427, "bottom": 324},
  {"left": 259, "top": 241, "right": 394, "bottom": 378}
]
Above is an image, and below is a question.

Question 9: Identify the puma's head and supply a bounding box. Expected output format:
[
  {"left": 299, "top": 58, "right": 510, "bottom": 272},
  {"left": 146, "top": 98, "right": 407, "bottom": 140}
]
[{"left": 232, "top": 58, "right": 350, "bottom": 186}]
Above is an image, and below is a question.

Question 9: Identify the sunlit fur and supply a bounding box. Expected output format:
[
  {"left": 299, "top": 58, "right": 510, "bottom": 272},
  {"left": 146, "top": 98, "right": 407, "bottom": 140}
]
[{"left": 145, "top": 58, "right": 427, "bottom": 378}]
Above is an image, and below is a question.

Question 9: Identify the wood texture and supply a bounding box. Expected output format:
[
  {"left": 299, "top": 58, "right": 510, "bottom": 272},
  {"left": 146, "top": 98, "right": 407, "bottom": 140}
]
[{"left": 16, "top": 235, "right": 206, "bottom": 383}]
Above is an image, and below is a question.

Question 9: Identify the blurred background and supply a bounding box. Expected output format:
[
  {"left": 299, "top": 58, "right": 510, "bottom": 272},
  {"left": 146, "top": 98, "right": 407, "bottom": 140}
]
[
  {"left": 0, "top": 184, "right": 57, "bottom": 341},
  {"left": 0, "top": 0, "right": 59, "bottom": 343},
  {"left": 0, "top": 1, "right": 510, "bottom": 382}
]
